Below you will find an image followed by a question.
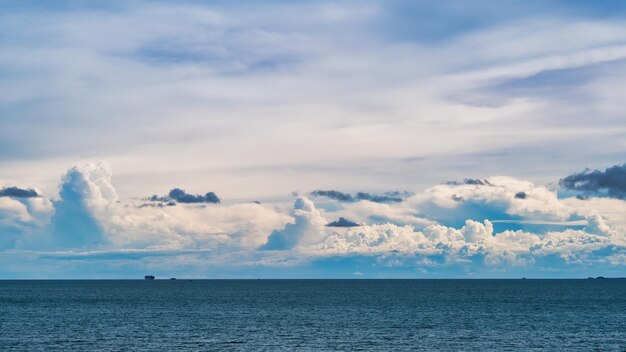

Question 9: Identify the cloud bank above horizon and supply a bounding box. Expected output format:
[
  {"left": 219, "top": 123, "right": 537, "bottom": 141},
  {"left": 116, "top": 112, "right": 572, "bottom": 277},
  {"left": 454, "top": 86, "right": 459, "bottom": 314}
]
[
  {"left": 0, "top": 162, "right": 624, "bottom": 278},
  {"left": 1, "top": 1, "right": 626, "bottom": 277}
]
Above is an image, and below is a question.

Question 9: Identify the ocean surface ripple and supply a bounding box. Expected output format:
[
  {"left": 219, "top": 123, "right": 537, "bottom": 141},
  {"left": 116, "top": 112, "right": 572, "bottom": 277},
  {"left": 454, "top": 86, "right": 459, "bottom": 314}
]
[{"left": 1, "top": 279, "right": 625, "bottom": 351}]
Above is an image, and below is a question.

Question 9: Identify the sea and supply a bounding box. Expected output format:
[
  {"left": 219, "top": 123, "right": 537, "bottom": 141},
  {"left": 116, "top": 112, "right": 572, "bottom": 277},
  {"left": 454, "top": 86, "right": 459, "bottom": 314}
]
[{"left": 1, "top": 279, "right": 625, "bottom": 351}]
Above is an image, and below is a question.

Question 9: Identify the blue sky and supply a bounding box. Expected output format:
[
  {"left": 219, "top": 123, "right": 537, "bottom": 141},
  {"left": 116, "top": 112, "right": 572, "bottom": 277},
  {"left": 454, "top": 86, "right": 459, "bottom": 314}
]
[{"left": 1, "top": 0, "right": 626, "bottom": 278}]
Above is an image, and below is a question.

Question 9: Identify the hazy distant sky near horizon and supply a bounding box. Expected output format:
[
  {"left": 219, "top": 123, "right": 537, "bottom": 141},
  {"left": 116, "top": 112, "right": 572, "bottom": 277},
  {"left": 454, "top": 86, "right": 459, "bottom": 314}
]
[{"left": 1, "top": 0, "right": 626, "bottom": 278}]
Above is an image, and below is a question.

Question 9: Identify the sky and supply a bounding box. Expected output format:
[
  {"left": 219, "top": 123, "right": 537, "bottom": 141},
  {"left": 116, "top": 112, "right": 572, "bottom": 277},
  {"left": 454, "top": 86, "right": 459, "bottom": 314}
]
[{"left": 1, "top": 0, "right": 626, "bottom": 278}]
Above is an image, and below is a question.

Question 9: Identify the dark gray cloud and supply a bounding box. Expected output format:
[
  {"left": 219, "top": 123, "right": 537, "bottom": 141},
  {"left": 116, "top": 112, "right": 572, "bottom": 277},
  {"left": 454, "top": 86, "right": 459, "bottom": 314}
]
[
  {"left": 0, "top": 186, "right": 39, "bottom": 198},
  {"left": 515, "top": 191, "right": 527, "bottom": 199},
  {"left": 560, "top": 163, "right": 626, "bottom": 199},
  {"left": 446, "top": 178, "right": 494, "bottom": 186},
  {"left": 148, "top": 188, "right": 220, "bottom": 204},
  {"left": 311, "top": 190, "right": 353, "bottom": 202},
  {"left": 451, "top": 194, "right": 464, "bottom": 202},
  {"left": 138, "top": 201, "right": 176, "bottom": 208},
  {"left": 168, "top": 188, "right": 220, "bottom": 204},
  {"left": 326, "top": 217, "right": 360, "bottom": 227},
  {"left": 310, "top": 190, "right": 411, "bottom": 203}
]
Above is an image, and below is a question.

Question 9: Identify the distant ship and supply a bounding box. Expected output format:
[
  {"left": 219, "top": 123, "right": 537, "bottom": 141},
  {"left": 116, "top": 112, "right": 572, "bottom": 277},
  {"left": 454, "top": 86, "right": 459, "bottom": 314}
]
[{"left": 144, "top": 275, "right": 155, "bottom": 280}]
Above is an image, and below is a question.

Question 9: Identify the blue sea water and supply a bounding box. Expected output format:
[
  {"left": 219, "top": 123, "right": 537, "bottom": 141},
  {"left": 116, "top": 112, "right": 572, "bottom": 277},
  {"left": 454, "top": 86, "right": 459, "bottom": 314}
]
[{"left": 0, "top": 279, "right": 625, "bottom": 351}]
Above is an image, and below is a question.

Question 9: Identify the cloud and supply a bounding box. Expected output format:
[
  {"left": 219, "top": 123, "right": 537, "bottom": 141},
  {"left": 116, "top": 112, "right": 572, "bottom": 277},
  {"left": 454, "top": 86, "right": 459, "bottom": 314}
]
[
  {"left": 259, "top": 197, "right": 326, "bottom": 250},
  {"left": 311, "top": 214, "right": 625, "bottom": 269},
  {"left": 324, "top": 199, "right": 434, "bottom": 228},
  {"left": 315, "top": 223, "right": 429, "bottom": 255},
  {"left": 326, "top": 217, "right": 360, "bottom": 227},
  {"left": 584, "top": 214, "right": 613, "bottom": 236},
  {"left": 149, "top": 188, "right": 221, "bottom": 204},
  {"left": 3, "top": 0, "right": 626, "bottom": 278},
  {"left": 310, "top": 190, "right": 411, "bottom": 203},
  {"left": 560, "top": 163, "right": 626, "bottom": 199},
  {"left": 2, "top": 2, "right": 626, "bottom": 201},
  {"left": 0, "top": 186, "right": 39, "bottom": 198},
  {"left": 446, "top": 178, "right": 494, "bottom": 186},
  {"left": 0, "top": 163, "right": 625, "bottom": 277},
  {"left": 49, "top": 163, "right": 113, "bottom": 249},
  {"left": 0, "top": 185, "right": 53, "bottom": 247},
  {"left": 1, "top": 163, "right": 286, "bottom": 252},
  {"left": 310, "top": 190, "right": 353, "bottom": 202},
  {"left": 138, "top": 201, "right": 175, "bottom": 208},
  {"left": 409, "top": 176, "right": 573, "bottom": 228}
]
